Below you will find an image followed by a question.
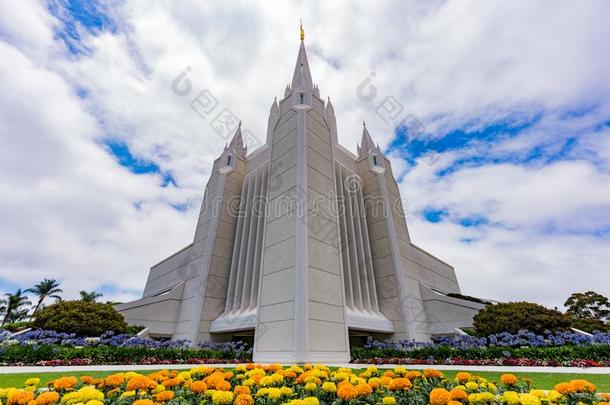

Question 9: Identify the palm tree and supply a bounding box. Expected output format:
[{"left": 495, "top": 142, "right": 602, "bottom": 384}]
[
  {"left": 26, "top": 278, "right": 63, "bottom": 313},
  {"left": 80, "top": 290, "right": 103, "bottom": 302},
  {"left": 1, "top": 289, "right": 31, "bottom": 325}
]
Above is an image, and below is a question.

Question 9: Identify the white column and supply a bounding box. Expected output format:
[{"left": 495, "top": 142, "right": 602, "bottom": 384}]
[
  {"left": 225, "top": 178, "right": 248, "bottom": 313},
  {"left": 249, "top": 164, "right": 268, "bottom": 310},
  {"left": 335, "top": 164, "right": 353, "bottom": 309},
  {"left": 240, "top": 170, "right": 261, "bottom": 310},
  {"left": 232, "top": 176, "right": 254, "bottom": 311}
]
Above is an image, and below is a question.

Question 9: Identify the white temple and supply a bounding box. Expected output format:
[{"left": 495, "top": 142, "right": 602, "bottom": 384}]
[{"left": 117, "top": 32, "right": 484, "bottom": 363}]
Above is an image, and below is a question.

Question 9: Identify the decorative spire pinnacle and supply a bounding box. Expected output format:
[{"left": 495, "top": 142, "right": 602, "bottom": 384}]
[
  {"left": 300, "top": 20, "right": 305, "bottom": 41},
  {"left": 358, "top": 121, "right": 376, "bottom": 157},
  {"left": 291, "top": 36, "right": 313, "bottom": 91},
  {"left": 226, "top": 122, "right": 246, "bottom": 157}
]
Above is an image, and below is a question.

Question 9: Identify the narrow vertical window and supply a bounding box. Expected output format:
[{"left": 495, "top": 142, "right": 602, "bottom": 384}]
[
  {"left": 227, "top": 155, "right": 232, "bottom": 166},
  {"left": 372, "top": 155, "right": 378, "bottom": 166},
  {"left": 300, "top": 93, "right": 304, "bottom": 104}
]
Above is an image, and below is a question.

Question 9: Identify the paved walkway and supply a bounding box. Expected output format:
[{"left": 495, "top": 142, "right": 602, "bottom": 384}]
[{"left": 1, "top": 363, "right": 609, "bottom": 375}]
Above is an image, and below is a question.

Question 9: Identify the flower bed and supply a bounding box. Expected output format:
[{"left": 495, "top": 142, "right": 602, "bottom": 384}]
[
  {"left": 351, "top": 331, "right": 610, "bottom": 367},
  {"left": 0, "top": 330, "right": 250, "bottom": 366},
  {"left": 1, "top": 365, "right": 609, "bottom": 405}
]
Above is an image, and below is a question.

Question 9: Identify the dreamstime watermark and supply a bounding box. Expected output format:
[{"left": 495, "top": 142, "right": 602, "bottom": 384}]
[
  {"left": 170, "top": 67, "right": 263, "bottom": 149},
  {"left": 356, "top": 72, "right": 440, "bottom": 166}
]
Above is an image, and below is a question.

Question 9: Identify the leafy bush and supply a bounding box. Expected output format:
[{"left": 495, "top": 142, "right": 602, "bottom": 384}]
[
  {"left": 473, "top": 301, "right": 571, "bottom": 335},
  {"left": 31, "top": 300, "right": 128, "bottom": 336}
]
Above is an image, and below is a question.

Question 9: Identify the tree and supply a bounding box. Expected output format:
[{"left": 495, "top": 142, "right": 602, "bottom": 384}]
[
  {"left": 473, "top": 301, "right": 572, "bottom": 336},
  {"left": 79, "top": 290, "right": 103, "bottom": 303},
  {"left": 1, "top": 289, "right": 32, "bottom": 325},
  {"left": 26, "top": 278, "right": 63, "bottom": 313},
  {"left": 564, "top": 291, "right": 610, "bottom": 321},
  {"left": 31, "top": 300, "right": 127, "bottom": 336}
]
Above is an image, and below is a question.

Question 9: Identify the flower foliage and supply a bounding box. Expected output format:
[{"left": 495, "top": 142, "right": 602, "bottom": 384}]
[{"left": 1, "top": 365, "right": 609, "bottom": 405}]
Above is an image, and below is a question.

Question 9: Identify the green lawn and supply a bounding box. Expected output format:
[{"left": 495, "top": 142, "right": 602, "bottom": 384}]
[{"left": 0, "top": 368, "right": 608, "bottom": 391}]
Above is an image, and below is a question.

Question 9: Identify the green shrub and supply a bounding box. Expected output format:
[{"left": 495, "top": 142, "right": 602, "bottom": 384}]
[
  {"left": 473, "top": 301, "right": 571, "bottom": 336},
  {"left": 31, "top": 300, "right": 128, "bottom": 336}
]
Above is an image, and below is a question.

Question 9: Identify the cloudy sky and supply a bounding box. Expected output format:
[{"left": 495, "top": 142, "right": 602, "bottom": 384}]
[{"left": 1, "top": 0, "right": 609, "bottom": 309}]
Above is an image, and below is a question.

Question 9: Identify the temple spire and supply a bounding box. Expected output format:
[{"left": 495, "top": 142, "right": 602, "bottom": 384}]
[
  {"left": 358, "top": 121, "right": 376, "bottom": 157},
  {"left": 225, "top": 122, "right": 246, "bottom": 157},
  {"left": 291, "top": 36, "right": 313, "bottom": 92}
]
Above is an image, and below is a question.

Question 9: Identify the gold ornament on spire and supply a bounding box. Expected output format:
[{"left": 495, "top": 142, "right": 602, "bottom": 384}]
[{"left": 300, "top": 20, "right": 305, "bottom": 41}]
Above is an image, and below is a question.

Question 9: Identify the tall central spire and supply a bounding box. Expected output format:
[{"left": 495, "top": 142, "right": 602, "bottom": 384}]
[{"left": 291, "top": 28, "right": 313, "bottom": 92}]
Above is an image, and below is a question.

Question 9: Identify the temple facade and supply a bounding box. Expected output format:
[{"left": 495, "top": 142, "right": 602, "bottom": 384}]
[{"left": 117, "top": 36, "right": 484, "bottom": 363}]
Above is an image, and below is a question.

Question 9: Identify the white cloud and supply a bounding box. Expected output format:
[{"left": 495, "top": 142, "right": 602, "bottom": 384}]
[{"left": 0, "top": 0, "right": 609, "bottom": 310}]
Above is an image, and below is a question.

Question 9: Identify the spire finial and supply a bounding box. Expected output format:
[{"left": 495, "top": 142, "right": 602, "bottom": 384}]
[{"left": 300, "top": 20, "right": 305, "bottom": 41}]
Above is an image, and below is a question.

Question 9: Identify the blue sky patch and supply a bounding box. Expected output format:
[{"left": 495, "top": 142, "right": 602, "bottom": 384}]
[
  {"left": 103, "top": 139, "right": 177, "bottom": 187},
  {"left": 47, "top": 0, "right": 118, "bottom": 55}
]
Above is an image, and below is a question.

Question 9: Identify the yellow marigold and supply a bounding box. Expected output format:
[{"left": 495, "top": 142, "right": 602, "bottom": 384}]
[
  {"left": 280, "top": 387, "right": 293, "bottom": 396},
  {"left": 35, "top": 392, "right": 59, "bottom": 405},
  {"left": 24, "top": 379, "right": 40, "bottom": 387},
  {"left": 235, "top": 394, "right": 254, "bottom": 405},
  {"left": 394, "top": 366, "right": 407, "bottom": 376},
  {"left": 304, "top": 382, "right": 317, "bottom": 391},
  {"left": 322, "top": 382, "right": 337, "bottom": 393},
  {"left": 269, "top": 388, "right": 284, "bottom": 400},
  {"left": 85, "top": 401, "right": 104, "bottom": 405},
  {"left": 53, "top": 377, "right": 77, "bottom": 391},
  {"left": 518, "top": 393, "right": 540, "bottom": 405},
  {"left": 502, "top": 391, "right": 520, "bottom": 405},
  {"left": 429, "top": 388, "right": 451, "bottom": 405},
  {"left": 61, "top": 386, "right": 104, "bottom": 405},
  {"left": 389, "top": 378, "right": 412, "bottom": 391},
  {"left": 500, "top": 374, "right": 518, "bottom": 386},
  {"left": 455, "top": 372, "right": 471, "bottom": 383},
  {"left": 104, "top": 374, "right": 125, "bottom": 387},
  {"left": 211, "top": 390, "right": 234, "bottom": 405},
  {"left": 382, "top": 396, "right": 396, "bottom": 405},
  {"left": 132, "top": 400, "right": 154, "bottom": 405},
  {"left": 450, "top": 388, "right": 468, "bottom": 401},
  {"left": 424, "top": 369, "right": 444, "bottom": 379},
  {"left": 465, "top": 382, "right": 478, "bottom": 391},
  {"left": 7, "top": 390, "right": 34, "bottom": 405},
  {"left": 548, "top": 390, "right": 563, "bottom": 402},
  {"left": 233, "top": 386, "right": 250, "bottom": 396},
  {"left": 337, "top": 384, "right": 358, "bottom": 400},
  {"left": 303, "top": 397, "right": 319, "bottom": 405}
]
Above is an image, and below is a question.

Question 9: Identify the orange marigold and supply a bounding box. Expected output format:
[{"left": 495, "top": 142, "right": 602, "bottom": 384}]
[
  {"left": 406, "top": 371, "right": 421, "bottom": 380},
  {"left": 104, "top": 374, "right": 125, "bottom": 387},
  {"left": 235, "top": 394, "right": 254, "bottom": 405},
  {"left": 126, "top": 375, "right": 156, "bottom": 391},
  {"left": 36, "top": 392, "right": 59, "bottom": 405},
  {"left": 216, "top": 380, "right": 232, "bottom": 391},
  {"left": 337, "top": 384, "right": 358, "bottom": 400},
  {"left": 455, "top": 372, "right": 471, "bottom": 383},
  {"left": 389, "top": 378, "right": 412, "bottom": 391},
  {"left": 190, "top": 381, "right": 208, "bottom": 393},
  {"left": 80, "top": 376, "right": 94, "bottom": 384},
  {"left": 382, "top": 370, "right": 395, "bottom": 378},
  {"left": 163, "top": 378, "right": 182, "bottom": 388},
  {"left": 554, "top": 382, "right": 573, "bottom": 395},
  {"left": 500, "top": 374, "right": 518, "bottom": 386},
  {"left": 234, "top": 386, "right": 251, "bottom": 396},
  {"left": 569, "top": 379, "right": 596, "bottom": 393},
  {"left": 356, "top": 383, "right": 372, "bottom": 396},
  {"left": 53, "top": 376, "right": 78, "bottom": 390},
  {"left": 155, "top": 391, "right": 175, "bottom": 402},
  {"left": 7, "top": 390, "right": 35, "bottom": 405},
  {"left": 450, "top": 389, "right": 468, "bottom": 401},
  {"left": 429, "top": 388, "right": 452, "bottom": 405},
  {"left": 424, "top": 369, "right": 444, "bottom": 379},
  {"left": 132, "top": 400, "right": 154, "bottom": 405}
]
